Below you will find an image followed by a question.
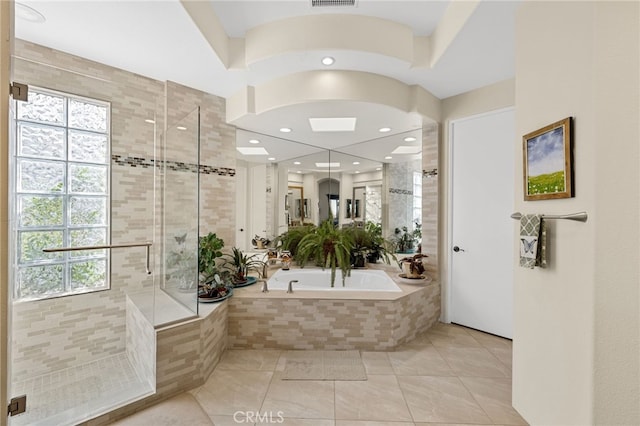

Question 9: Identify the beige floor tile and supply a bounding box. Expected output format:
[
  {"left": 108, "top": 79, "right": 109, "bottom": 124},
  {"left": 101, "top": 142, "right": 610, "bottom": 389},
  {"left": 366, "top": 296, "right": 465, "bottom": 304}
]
[
  {"left": 465, "top": 329, "right": 513, "bottom": 351},
  {"left": 426, "top": 326, "right": 483, "bottom": 349},
  {"left": 216, "top": 349, "right": 281, "bottom": 371},
  {"left": 335, "top": 375, "right": 412, "bottom": 422},
  {"left": 336, "top": 421, "right": 415, "bottom": 426},
  {"left": 435, "top": 347, "right": 510, "bottom": 378},
  {"left": 194, "top": 370, "right": 273, "bottom": 416},
  {"left": 397, "top": 375, "right": 492, "bottom": 424},
  {"left": 360, "top": 351, "right": 394, "bottom": 375},
  {"left": 388, "top": 344, "right": 454, "bottom": 376},
  {"left": 414, "top": 424, "right": 491, "bottom": 426},
  {"left": 111, "top": 393, "right": 213, "bottom": 426},
  {"left": 460, "top": 377, "right": 527, "bottom": 425},
  {"left": 488, "top": 345, "right": 513, "bottom": 371},
  {"left": 209, "top": 415, "right": 251, "bottom": 426},
  {"left": 260, "top": 373, "right": 335, "bottom": 419},
  {"left": 278, "top": 419, "right": 335, "bottom": 426}
]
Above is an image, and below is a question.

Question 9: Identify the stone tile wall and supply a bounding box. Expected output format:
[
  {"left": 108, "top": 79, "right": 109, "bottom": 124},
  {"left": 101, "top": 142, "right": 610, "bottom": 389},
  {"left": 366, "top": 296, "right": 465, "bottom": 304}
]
[
  {"left": 422, "top": 123, "right": 439, "bottom": 280},
  {"left": 125, "top": 296, "right": 156, "bottom": 389},
  {"left": 226, "top": 283, "right": 440, "bottom": 351},
  {"left": 85, "top": 303, "right": 228, "bottom": 426},
  {"left": 11, "top": 40, "right": 236, "bottom": 379}
]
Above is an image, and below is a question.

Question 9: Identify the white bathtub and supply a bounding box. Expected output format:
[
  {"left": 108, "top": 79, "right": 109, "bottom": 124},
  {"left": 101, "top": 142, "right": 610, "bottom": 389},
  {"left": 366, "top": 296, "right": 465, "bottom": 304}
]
[{"left": 266, "top": 268, "right": 402, "bottom": 292}]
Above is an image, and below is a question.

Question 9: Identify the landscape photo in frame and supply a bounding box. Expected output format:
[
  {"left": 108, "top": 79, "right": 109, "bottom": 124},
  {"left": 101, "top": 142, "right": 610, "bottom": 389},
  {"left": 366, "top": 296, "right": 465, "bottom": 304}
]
[{"left": 523, "top": 117, "right": 573, "bottom": 201}]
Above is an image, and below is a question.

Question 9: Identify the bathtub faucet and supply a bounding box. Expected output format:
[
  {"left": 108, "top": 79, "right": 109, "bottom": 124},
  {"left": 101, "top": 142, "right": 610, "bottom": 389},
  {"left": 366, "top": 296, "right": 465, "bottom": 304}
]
[{"left": 287, "top": 280, "right": 298, "bottom": 293}]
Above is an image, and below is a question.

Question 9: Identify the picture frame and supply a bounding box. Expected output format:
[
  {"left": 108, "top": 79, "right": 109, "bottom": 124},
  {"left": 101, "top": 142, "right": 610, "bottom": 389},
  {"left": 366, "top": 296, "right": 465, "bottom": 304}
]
[{"left": 523, "top": 117, "right": 573, "bottom": 201}]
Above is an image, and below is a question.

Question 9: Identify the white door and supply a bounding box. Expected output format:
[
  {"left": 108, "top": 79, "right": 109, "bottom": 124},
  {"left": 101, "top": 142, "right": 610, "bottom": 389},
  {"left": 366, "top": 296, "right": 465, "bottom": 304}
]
[
  {"left": 235, "top": 165, "right": 248, "bottom": 251},
  {"left": 449, "top": 108, "right": 515, "bottom": 338}
]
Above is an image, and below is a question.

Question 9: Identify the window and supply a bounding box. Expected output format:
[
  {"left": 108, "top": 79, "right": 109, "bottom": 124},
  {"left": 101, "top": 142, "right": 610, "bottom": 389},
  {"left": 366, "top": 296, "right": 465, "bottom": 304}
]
[
  {"left": 412, "top": 171, "right": 422, "bottom": 226},
  {"left": 13, "top": 88, "right": 111, "bottom": 301}
]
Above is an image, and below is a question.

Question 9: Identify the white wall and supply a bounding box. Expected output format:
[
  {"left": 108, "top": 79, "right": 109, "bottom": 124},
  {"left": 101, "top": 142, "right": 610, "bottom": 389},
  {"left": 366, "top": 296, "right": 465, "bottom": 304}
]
[{"left": 513, "top": 2, "right": 639, "bottom": 424}]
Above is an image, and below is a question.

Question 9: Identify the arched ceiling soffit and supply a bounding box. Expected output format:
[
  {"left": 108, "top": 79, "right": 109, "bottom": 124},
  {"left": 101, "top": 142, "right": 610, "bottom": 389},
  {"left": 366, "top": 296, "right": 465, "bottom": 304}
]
[
  {"left": 179, "top": 1, "right": 483, "bottom": 124},
  {"left": 226, "top": 70, "right": 441, "bottom": 125}
]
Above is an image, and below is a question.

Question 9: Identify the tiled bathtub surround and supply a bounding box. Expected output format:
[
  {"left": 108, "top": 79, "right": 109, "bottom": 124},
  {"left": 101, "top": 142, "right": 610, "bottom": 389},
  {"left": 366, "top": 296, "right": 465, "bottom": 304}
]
[{"left": 227, "top": 269, "right": 441, "bottom": 351}]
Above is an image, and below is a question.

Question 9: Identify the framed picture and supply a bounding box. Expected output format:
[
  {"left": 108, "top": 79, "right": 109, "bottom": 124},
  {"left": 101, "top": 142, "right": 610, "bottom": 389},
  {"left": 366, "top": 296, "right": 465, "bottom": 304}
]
[{"left": 523, "top": 117, "right": 573, "bottom": 201}]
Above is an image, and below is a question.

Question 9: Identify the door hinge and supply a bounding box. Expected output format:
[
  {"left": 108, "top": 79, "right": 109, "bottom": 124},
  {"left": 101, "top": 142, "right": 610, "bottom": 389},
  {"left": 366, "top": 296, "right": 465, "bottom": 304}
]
[
  {"left": 10, "top": 82, "right": 28, "bottom": 102},
  {"left": 7, "top": 395, "right": 26, "bottom": 417}
]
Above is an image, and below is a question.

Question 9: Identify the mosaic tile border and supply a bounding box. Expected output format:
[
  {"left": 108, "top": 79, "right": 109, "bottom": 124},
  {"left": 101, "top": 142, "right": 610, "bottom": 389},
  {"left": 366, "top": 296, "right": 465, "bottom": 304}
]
[
  {"left": 112, "top": 155, "right": 235, "bottom": 177},
  {"left": 389, "top": 188, "right": 413, "bottom": 195}
]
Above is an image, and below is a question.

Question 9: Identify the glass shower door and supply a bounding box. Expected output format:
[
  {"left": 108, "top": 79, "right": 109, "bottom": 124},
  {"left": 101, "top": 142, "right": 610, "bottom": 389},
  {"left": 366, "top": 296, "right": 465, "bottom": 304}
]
[{"left": 156, "top": 106, "right": 200, "bottom": 324}]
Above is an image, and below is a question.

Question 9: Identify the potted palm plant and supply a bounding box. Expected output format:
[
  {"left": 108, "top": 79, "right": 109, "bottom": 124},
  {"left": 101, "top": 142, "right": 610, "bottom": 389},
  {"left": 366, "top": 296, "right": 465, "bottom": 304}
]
[{"left": 296, "top": 219, "right": 353, "bottom": 287}]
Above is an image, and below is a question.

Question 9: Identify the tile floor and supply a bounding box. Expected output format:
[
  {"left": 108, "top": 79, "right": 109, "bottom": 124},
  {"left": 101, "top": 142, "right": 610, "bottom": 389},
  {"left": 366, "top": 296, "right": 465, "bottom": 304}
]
[
  {"left": 12, "top": 353, "right": 153, "bottom": 426},
  {"left": 112, "top": 323, "right": 527, "bottom": 426}
]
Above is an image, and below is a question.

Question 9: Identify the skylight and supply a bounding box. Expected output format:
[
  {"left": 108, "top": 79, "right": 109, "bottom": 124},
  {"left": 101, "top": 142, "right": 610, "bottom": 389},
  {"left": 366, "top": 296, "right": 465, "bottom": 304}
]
[
  {"left": 309, "top": 117, "right": 356, "bottom": 132},
  {"left": 236, "top": 147, "right": 269, "bottom": 155},
  {"left": 315, "top": 162, "right": 341, "bottom": 168},
  {"left": 391, "top": 145, "right": 421, "bottom": 154}
]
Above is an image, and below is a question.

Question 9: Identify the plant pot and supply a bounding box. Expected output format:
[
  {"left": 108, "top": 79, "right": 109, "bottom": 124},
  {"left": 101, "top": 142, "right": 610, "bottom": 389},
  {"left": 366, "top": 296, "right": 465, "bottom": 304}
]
[{"left": 401, "top": 261, "right": 423, "bottom": 278}]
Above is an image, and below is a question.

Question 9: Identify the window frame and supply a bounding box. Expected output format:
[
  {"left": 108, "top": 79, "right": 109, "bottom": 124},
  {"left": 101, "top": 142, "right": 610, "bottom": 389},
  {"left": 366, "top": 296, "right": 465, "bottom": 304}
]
[{"left": 12, "top": 86, "right": 112, "bottom": 302}]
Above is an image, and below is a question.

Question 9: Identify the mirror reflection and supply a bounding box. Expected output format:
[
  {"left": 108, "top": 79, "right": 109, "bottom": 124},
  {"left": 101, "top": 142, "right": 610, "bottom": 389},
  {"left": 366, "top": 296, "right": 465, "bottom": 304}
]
[{"left": 234, "top": 127, "right": 424, "bottom": 253}]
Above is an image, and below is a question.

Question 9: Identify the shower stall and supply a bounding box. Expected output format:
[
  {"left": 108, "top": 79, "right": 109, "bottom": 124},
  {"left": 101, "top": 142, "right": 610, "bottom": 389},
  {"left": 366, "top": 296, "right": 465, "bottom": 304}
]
[{"left": 8, "top": 41, "right": 204, "bottom": 425}]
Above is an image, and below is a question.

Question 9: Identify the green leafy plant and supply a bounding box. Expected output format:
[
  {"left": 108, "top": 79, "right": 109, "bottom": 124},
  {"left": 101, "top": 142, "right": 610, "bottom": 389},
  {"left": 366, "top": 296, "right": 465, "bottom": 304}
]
[
  {"left": 296, "top": 219, "right": 354, "bottom": 287},
  {"left": 363, "top": 221, "right": 396, "bottom": 264},
  {"left": 222, "top": 247, "right": 266, "bottom": 284},
  {"left": 393, "top": 222, "right": 422, "bottom": 253},
  {"left": 198, "top": 232, "right": 225, "bottom": 284},
  {"left": 399, "top": 253, "right": 429, "bottom": 277},
  {"left": 273, "top": 224, "right": 316, "bottom": 257}
]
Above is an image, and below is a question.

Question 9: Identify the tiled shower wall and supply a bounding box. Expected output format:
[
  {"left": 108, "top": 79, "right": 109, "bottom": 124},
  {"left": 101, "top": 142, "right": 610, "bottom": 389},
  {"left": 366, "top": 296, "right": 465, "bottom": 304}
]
[
  {"left": 422, "top": 123, "right": 439, "bottom": 280},
  {"left": 11, "top": 40, "right": 235, "bottom": 380}
]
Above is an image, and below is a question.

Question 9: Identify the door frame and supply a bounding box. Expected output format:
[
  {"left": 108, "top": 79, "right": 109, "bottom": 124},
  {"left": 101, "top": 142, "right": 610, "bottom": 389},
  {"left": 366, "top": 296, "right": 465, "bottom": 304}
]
[{"left": 445, "top": 107, "right": 515, "bottom": 325}]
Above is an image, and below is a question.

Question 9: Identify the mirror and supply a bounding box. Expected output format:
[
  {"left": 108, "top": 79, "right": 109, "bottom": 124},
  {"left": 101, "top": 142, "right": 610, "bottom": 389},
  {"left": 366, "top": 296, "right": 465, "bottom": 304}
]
[{"left": 234, "top": 126, "right": 426, "bottom": 247}]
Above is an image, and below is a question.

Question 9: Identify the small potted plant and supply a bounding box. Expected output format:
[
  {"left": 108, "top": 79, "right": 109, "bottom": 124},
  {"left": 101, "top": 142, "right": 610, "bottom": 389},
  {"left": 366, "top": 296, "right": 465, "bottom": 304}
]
[
  {"left": 399, "top": 253, "right": 429, "bottom": 279},
  {"left": 198, "top": 273, "right": 233, "bottom": 302},
  {"left": 222, "top": 247, "right": 265, "bottom": 286},
  {"left": 251, "top": 234, "right": 271, "bottom": 249},
  {"left": 393, "top": 222, "right": 422, "bottom": 254},
  {"left": 198, "top": 232, "right": 225, "bottom": 294}
]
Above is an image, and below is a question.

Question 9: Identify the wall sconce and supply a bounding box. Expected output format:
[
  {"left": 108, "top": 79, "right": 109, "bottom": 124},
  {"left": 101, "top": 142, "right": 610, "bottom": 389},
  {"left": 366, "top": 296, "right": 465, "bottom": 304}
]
[{"left": 422, "top": 168, "right": 438, "bottom": 178}]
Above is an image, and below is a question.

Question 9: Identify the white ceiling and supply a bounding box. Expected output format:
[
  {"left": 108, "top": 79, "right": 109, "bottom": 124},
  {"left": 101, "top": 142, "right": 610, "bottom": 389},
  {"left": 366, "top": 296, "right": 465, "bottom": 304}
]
[{"left": 14, "top": 0, "right": 520, "bottom": 168}]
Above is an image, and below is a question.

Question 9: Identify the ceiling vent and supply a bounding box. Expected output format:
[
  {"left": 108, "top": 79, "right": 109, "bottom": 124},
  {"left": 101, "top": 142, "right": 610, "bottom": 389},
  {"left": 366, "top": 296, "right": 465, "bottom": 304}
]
[{"left": 311, "top": 0, "right": 357, "bottom": 7}]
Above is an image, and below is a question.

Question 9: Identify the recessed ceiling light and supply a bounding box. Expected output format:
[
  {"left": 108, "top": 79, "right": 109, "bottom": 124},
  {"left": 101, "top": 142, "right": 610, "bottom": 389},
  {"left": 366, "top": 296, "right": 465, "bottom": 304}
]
[
  {"left": 280, "top": 127, "right": 292, "bottom": 133},
  {"left": 145, "top": 119, "right": 155, "bottom": 124},
  {"left": 297, "top": 171, "right": 302, "bottom": 174},
  {"left": 176, "top": 126, "right": 187, "bottom": 131},
  {"left": 321, "top": 56, "right": 335, "bottom": 66},
  {"left": 268, "top": 157, "right": 276, "bottom": 161},
  {"left": 249, "top": 139, "right": 260, "bottom": 144},
  {"left": 404, "top": 136, "right": 417, "bottom": 142},
  {"left": 354, "top": 171, "right": 360, "bottom": 174},
  {"left": 384, "top": 156, "right": 393, "bottom": 160},
  {"left": 315, "top": 162, "right": 341, "bottom": 168},
  {"left": 236, "top": 147, "right": 269, "bottom": 155},
  {"left": 379, "top": 127, "right": 391, "bottom": 133},
  {"left": 309, "top": 117, "right": 356, "bottom": 132},
  {"left": 352, "top": 161, "right": 360, "bottom": 165},
  {"left": 16, "top": 2, "right": 46, "bottom": 23},
  {"left": 293, "top": 161, "right": 301, "bottom": 165},
  {"left": 376, "top": 167, "right": 382, "bottom": 171},
  {"left": 391, "top": 145, "right": 422, "bottom": 154}
]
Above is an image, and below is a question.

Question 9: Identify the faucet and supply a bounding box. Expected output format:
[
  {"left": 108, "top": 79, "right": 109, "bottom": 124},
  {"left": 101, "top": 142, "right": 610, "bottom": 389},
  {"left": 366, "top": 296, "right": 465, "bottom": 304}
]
[
  {"left": 287, "top": 280, "right": 298, "bottom": 293},
  {"left": 260, "top": 279, "right": 268, "bottom": 293}
]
